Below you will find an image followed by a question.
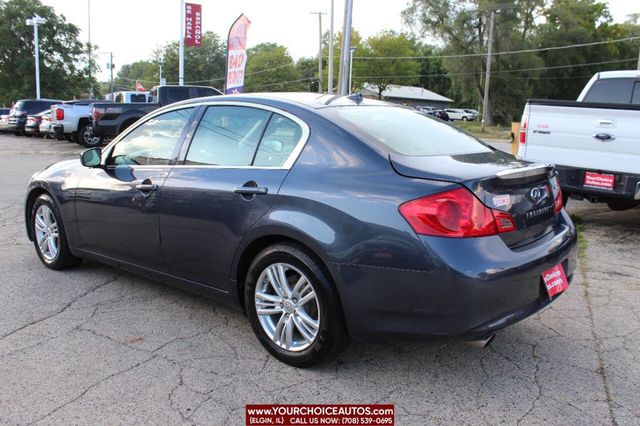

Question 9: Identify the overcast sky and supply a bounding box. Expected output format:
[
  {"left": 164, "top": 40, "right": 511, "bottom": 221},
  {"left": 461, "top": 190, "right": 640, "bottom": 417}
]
[{"left": 40, "top": 0, "right": 639, "bottom": 82}]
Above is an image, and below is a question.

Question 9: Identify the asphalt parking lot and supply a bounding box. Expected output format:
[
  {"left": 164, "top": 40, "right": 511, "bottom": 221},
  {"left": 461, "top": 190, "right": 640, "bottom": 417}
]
[{"left": 0, "top": 134, "right": 638, "bottom": 425}]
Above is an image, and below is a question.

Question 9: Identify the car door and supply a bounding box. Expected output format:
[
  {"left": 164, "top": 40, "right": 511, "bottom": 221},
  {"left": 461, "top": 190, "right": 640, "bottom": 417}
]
[
  {"left": 159, "top": 104, "right": 308, "bottom": 290},
  {"left": 75, "top": 106, "right": 197, "bottom": 271}
]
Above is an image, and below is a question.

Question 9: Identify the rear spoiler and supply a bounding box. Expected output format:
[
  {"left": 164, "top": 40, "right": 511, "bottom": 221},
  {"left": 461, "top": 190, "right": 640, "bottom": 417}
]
[{"left": 496, "top": 164, "right": 553, "bottom": 180}]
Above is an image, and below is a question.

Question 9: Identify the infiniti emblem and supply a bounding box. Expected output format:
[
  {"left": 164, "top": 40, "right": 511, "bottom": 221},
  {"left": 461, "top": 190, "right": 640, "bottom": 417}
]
[{"left": 530, "top": 187, "right": 541, "bottom": 200}]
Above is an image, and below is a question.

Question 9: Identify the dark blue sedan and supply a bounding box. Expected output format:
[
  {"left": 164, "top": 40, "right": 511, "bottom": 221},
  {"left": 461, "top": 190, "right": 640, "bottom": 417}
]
[{"left": 25, "top": 93, "right": 577, "bottom": 366}]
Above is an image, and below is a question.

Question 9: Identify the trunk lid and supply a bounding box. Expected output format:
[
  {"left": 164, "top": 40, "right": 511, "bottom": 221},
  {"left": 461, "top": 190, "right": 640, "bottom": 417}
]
[{"left": 390, "top": 150, "right": 557, "bottom": 247}]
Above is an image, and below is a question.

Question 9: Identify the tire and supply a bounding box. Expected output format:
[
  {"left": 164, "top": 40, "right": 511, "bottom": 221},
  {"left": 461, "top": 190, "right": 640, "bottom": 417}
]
[
  {"left": 245, "top": 243, "right": 349, "bottom": 367},
  {"left": 31, "top": 194, "right": 82, "bottom": 270},
  {"left": 562, "top": 193, "right": 569, "bottom": 208},
  {"left": 462, "top": 116, "right": 468, "bottom": 121},
  {"left": 78, "top": 125, "right": 104, "bottom": 147},
  {"left": 607, "top": 200, "right": 638, "bottom": 211}
]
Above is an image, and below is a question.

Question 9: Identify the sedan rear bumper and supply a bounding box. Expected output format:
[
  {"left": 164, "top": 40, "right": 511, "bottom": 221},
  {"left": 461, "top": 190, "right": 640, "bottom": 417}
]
[{"left": 330, "top": 211, "right": 577, "bottom": 342}]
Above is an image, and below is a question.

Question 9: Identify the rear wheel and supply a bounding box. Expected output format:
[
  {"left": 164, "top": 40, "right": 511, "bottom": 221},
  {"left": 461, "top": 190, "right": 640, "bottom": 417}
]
[
  {"left": 462, "top": 116, "right": 468, "bottom": 121},
  {"left": 245, "top": 243, "right": 349, "bottom": 367},
  {"left": 607, "top": 200, "right": 639, "bottom": 211},
  {"left": 78, "top": 125, "right": 103, "bottom": 147},
  {"left": 31, "top": 194, "right": 82, "bottom": 270}
]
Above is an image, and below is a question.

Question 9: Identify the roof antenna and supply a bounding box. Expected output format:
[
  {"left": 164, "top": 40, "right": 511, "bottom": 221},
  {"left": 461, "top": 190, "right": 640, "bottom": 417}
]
[{"left": 347, "top": 92, "right": 363, "bottom": 104}]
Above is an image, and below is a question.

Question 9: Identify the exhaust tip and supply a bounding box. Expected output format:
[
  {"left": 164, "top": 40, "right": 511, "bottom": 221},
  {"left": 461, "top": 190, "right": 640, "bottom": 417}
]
[{"left": 464, "top": 334, "right": 495, "bottom": 349}]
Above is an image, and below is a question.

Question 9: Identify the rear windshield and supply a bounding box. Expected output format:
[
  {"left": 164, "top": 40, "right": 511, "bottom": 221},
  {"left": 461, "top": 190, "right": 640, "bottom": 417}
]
[
  {"left": 14, "top": 100, "right": 57, "bottom": 113},
  {"left": 331, "top": 106, "right": 491, "bottom": 156},
  {"left": 583, "top": 78, "right": 635, "bottom": 104}
]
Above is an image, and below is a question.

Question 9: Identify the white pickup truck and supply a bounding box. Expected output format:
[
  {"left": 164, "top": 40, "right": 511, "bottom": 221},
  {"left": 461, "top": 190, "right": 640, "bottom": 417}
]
[
  {"left": 518, "top": 70, "right": 640, "bottom": 211},
  {"left": 51, "top": 99, "right": 110, "bottom": 147}
]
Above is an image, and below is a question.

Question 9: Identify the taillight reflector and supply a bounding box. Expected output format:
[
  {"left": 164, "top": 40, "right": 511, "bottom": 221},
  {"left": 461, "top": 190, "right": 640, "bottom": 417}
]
[
  {"left": 55, "top": 108, "right": 64, "bottom": 120},
  {"left": 551, "top": 175, "right": 563, "bottom": 214},
  {"left": 399, "top": 187, "right": 516, "bottom": 238}
]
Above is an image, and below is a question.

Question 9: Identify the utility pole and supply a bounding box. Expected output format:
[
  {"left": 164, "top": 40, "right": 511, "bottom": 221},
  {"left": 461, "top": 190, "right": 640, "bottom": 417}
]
[
  {"left": 481, "top": 10, "right": 495, "bottom": 133},
  {"left": 637, "top": 44, "right": 640, "bottom": 70},
  {"left": 87, "top": 0, "right": 93, "bottom": 97},
  {"left": 337, "top": 0, "right": 353, "bottom": 95},
  {"left": 328, "top": 0, "right": 335, "bottom": 94},
  {"left": 310, "top": 12, "right": 326, "bottom": 93},
  {"left": 179, "top": 0, "right": 185, "bottom": 86},
  {"left": 109, "top": 52, "right": 114, "bottom": 99}
]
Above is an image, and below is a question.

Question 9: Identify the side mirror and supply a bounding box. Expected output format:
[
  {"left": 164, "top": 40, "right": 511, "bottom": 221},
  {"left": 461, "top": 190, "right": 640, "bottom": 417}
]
[{"left": 81, "top": 148, "right": 102, "bottom": 167}]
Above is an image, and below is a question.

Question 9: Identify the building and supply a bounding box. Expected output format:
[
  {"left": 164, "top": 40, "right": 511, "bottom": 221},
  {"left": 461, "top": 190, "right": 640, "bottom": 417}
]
[{"left": 361, "top": 84, "right": 453, "bottom": 109}]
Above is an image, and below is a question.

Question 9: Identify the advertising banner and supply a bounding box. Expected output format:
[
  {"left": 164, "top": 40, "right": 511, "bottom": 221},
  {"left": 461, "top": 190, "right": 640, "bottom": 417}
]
[
  {"left": 225, "top": 14, "right": 251, "bottom": 94},
  {"left": 184, "top": 3, "right": 202, "bottom": 47}
]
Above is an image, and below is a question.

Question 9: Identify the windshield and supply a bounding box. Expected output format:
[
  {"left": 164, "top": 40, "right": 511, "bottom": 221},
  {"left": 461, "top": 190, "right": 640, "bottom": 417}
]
[{"left": 331, "top": 106, "right": 491, "bottom": 156}]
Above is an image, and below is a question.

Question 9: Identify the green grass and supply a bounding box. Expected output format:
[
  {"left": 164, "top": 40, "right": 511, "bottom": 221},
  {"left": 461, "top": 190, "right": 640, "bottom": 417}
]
[
  {"left": 570, "top": 213, "right": 588, "bottom": 259},
  {"left": 453, "top": 121, "right": 511, "bottom": 141}
]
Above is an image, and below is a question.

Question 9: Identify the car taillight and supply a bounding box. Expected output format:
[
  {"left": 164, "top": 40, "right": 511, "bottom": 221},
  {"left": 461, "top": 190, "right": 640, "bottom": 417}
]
[
  {"left": 92, "top": 107, "right": 105, "bottom": 122},
  {"left": 519, "top": 121, "right": 527, "bottom": 144},
  {"left": 55, "top": 108, "right": 64, "bottom": 120},
  {"left": 399, "top": 187, "right": 516, "bottom": 238},
  {"left": 550, "top": 175, "right": 563, "bottom": 214}
]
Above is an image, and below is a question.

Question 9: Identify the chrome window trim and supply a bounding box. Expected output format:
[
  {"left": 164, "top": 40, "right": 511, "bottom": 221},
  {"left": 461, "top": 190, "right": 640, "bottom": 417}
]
[{"left": 102, "top": 101, "right": 310, "bottom": 170}]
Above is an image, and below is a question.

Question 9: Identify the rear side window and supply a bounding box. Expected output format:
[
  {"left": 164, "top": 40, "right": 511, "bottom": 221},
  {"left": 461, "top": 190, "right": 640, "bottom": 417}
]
[
  {"left": 583, "top": 78, "right": 633, "bottom": 104},
  {"left": 632, "top": 82, "right": 640, "bottom": 105},
  {"left": 332, "top": 106, "right": 490, "bottom": 156},
  {"left": 130, "top": 94, "right": 147, "bottom": 103},
  {"left": 185, "top": 106, "right": 270, "bottom": 166},
  {"left": 254, "top": 114, "right": 303, "bottom": 167}
]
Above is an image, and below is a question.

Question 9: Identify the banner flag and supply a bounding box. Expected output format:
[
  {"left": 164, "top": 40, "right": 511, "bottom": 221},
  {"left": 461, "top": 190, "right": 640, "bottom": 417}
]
[
  {"left": 135, "top": 81, "right": 146, "bottom": 92},
  {"left": 225, "top": 14, "right": 251, "bottom": 94},
  {"left": 185, "top": 3, "right": 202, "bottom": 47}
]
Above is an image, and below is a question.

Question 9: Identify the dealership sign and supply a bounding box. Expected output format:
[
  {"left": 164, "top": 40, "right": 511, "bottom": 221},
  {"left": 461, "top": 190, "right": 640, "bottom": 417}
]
[
  {"left": 184, "top": 3, "right": 202, "bottom": 47},
  {"left": 225, "top": 14, "right": 251, "bottom": 94}
]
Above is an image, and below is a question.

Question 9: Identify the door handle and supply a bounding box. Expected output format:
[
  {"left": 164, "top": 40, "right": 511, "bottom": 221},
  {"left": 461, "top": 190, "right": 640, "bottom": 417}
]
[
  {"left": 593, "top": 133, "right": 615, "bottom": 141},
  {"left": 135, "top": 183, "right": 158, "bottom": 192},
  {"left": 234, "top": 186, "right": 268, "bottom": 195}
]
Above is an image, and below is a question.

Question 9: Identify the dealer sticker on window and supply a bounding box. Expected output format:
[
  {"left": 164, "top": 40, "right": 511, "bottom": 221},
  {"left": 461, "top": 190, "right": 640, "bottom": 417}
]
[{"left": 541, "top": 264, "right": 569, "bottom": 298}]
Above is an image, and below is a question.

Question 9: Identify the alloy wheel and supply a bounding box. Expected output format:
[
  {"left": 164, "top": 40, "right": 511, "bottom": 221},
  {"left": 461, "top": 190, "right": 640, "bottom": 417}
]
[
  {"left": 254, "top": 262, "right": 320, "bottom": 352},
  {"left": 34, "top": 204, "right": 59, "bottom": 262}
]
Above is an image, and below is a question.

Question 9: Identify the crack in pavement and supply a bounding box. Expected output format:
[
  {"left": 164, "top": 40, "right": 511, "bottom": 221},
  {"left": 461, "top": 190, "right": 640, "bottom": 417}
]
[{"left": 0, "top": 271, "right": 123, "bottom": 342}]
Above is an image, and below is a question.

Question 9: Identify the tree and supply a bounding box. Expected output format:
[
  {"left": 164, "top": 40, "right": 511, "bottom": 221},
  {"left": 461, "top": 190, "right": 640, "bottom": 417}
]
[
  {"left": 244, "top": 43, "right": 305, "bottom": 92},
  {"left": 357, "top": 31, "right": 421, "bottom": 99},
  {"left": 403, "top": 0, "right": 546, "bottom": 124},
  {"left": 115, "top": 60, "right": 158, "bottom": 91},
  {"left": 0, "top": 0, "right": 98, "bottom": 105},
  {"left": 153, "top": 31, "right": 225, "bottom": 90}
]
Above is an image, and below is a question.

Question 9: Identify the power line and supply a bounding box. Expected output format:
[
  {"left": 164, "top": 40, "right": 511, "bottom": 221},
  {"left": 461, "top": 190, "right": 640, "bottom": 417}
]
[
  {"left": 245, "top": 76, "right": 317, "bottom": 90},
  {"left": 353, "top": 36, "right": 640, "bottom": 60},
  {"left": 351, "top": 58, "right": 638, "bottom": 79}
]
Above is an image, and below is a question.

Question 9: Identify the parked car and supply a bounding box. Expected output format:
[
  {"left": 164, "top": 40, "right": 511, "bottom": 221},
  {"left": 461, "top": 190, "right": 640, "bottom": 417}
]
[
  {"left": 25, "top": 93, "right": 577, "bottom": 367},
  {"left": 0, "top": 108, "right": 10, "bottom": 132},
  {"left": 423, "top": 109, "right": 450, "bottom": 121},
  {"left": 24, "top": 110, "right": 50, "bottom": 137},
  {"left": 39, "top": 111, "right": 53, "bottom": 138},
  {"left": 8, "top": 99, "right": 62, "bottom": 135},
  {"left": 518, "top": 70, "right": 640, "bottom": 211},
  {"left": 90, "top": 85, "right": 222, "bottom": 141},
  {"left": 51, "top": 99, "right": 113, "bottom": 147},
  {"left": 445, "top": 108, "right": 476, "bottom": 121},
  {"left": 463, "top": 109, "right": 480, "bottom": 120}
]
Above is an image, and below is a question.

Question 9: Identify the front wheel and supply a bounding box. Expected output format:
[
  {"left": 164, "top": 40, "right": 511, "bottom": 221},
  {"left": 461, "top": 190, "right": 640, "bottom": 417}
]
[
  {"left": 462, "top": 116, "right": 468, "bottom": 121},
  {"left": 31, "top": 194, "right": 82, "bottom": 270},
  {"left": 78, "top": 125, "right": 104, "bottom": 147},
  {"left": 245, "top": 244, "right": 349, "bottom": 367}
]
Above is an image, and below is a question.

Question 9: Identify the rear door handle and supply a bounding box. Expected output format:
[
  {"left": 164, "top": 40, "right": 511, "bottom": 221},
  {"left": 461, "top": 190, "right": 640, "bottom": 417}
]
[
  {"left": 135, "top": 183, "right": 158, "bottom": 192},
  {"left": 234, "top": 187, "right": 268, "bottom": 195},
  {"left": 593, "top": 133, "right": 615, "bottom": 141}
]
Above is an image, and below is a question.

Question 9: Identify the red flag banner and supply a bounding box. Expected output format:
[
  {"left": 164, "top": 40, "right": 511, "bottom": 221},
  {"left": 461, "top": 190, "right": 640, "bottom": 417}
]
[
  {"left": 135, "top": 81, "right": 146, "bottom": 92},
  {"left": 184, "top": 3, "right": 202, "bottom": 47},
  {"left": 225, "top": 14, "right": 251, "bottom": 94}
]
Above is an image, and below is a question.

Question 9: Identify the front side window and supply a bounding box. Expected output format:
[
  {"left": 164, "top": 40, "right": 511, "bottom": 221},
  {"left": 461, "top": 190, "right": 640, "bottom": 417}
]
[
  {"left": 631, "top": 82, "right": 640, "bottom": 105},
  {"left": 108, "top": 107, "right": 195, "bottom": 166},
  {"left": 185, "top": 106, "right": 270, "bottom": 166}
]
